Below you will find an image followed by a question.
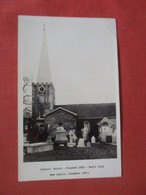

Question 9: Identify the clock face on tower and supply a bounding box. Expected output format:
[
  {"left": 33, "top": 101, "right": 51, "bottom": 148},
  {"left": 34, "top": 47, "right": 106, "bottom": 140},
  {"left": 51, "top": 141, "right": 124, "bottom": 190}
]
[{"left": 38, "top": 85, "right": 45, "bottom": 93}]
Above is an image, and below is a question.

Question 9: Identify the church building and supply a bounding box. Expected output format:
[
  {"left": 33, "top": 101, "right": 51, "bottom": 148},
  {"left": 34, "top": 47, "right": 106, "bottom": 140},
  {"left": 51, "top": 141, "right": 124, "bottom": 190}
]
[{"left": 29, "top": 26, "right": 117, "bottom": 144}]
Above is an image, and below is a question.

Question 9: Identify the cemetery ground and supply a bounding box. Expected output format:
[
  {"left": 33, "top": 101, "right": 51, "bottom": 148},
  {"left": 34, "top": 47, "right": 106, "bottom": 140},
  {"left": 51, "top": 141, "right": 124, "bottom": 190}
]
[{"left": 24, "top": 143, "right": 117, "bottom": 162}]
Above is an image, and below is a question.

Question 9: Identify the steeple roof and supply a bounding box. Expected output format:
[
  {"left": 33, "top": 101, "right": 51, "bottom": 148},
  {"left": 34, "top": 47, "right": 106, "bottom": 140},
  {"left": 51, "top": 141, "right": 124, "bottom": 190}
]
[{"left": 37, "top": 25, "right": 51, "bottom": 83}]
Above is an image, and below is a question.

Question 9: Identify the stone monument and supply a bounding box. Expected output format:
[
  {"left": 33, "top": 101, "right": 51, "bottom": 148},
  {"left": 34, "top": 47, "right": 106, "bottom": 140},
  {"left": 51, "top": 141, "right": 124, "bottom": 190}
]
[
  {"left": 81, "top": 126, "right": 89, "bottom": 141},
  {"left": 91, "top": 136, "right": 96, "bottom": 143},
  {"left": 67, "top": 130, "right": 76, "bottom": 147},
  {"left": 86, "top": 141, "right": 91, "bottom": 147},
  {"left": 77, "top": 138, "right": 85, "bottom": 147},
  {"left": 23, "top": 133, "right": 29, "bottom": 144},
  {"left": 46, "top": 135, "right": 53, "bottom": 144},
  {"left": 72, "top": 129, "right": 77, "bottom": 142},
  {"left": 55, "top": 123, "right": 68, "bottom": 146}
]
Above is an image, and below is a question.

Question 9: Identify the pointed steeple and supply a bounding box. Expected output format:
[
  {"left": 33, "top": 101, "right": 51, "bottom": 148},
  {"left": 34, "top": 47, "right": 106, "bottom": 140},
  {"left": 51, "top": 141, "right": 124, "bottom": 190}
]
[{"left": 37, "top": 24, "right": 51, "bottom": 83}]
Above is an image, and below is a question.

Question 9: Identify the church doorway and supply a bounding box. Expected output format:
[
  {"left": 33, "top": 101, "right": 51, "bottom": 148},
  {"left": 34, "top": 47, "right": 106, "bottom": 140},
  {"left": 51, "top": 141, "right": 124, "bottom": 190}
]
[{"left": 106, "top": 136, "right": 112, "bottom": 143}]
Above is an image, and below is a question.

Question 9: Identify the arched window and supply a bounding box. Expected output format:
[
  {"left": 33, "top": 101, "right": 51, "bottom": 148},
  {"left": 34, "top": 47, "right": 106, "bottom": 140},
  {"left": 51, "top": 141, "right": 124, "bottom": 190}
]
[{"left": 103, "top": 122, "right": 108, "bottom": 126}]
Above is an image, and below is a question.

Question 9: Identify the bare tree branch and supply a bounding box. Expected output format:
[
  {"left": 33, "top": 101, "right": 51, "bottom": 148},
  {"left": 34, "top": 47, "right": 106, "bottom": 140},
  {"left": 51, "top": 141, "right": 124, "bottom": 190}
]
[{"left": 23, "top": 77, "right": 32, "bottom": 116}]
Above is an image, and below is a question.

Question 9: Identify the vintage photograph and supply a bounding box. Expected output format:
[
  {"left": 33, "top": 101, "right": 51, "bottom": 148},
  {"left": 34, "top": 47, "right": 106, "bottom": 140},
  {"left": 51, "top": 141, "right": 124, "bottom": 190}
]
[{"left": 19, "top": 16, "right": 121, "bottom": 180}]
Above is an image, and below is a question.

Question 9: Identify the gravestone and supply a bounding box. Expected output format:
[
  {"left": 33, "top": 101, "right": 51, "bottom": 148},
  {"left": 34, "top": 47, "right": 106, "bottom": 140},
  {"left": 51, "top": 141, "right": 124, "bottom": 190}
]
[
  {"left": 91, "top": 136, "right": 96, "bottom": 143},
  {"left": 46, "top": 135, "right": 53, "bottom": 144},
  {"left": 23, "top": 133, "right": 29, "bottom": 144},
  {"left": 86, "top": 141, "right": 91, "bottom": 147},
  {"left": 67, "top": 130, "right": 76, "bottom": 147},
  {"left": 77, "top": 138, "right": 85, "bottom": 147}
]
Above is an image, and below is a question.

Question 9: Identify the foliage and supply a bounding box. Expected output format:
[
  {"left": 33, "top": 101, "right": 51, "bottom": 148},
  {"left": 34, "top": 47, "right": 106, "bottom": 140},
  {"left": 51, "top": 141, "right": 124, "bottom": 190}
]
[{"left": 23, "top": 77, "right": 32, "bottom": 117}]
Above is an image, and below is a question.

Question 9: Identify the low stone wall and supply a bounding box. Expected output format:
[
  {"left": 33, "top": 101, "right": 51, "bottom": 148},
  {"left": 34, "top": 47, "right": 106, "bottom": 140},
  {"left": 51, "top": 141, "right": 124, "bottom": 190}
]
[{"left": 24, "top": 142, "right": 53, "bottom": 153}]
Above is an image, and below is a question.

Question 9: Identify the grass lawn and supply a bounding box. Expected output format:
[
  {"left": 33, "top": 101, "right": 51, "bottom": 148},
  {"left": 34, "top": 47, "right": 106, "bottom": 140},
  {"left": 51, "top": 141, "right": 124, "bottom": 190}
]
[{"left": 24, "top": 143, "right": 117, "bottom": 162}]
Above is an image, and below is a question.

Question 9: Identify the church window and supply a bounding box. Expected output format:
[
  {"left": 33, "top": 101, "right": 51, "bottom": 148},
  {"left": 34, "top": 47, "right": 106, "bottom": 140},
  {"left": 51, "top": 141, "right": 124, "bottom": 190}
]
[{"left": 38, "top": 85, "right": 45, "bottom": 93}]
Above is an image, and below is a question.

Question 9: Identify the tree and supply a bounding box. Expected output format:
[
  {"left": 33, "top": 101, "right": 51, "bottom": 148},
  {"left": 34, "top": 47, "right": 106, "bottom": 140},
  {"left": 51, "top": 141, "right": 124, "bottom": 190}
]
[{"left": 23, "top": 77, "right": 32, "bottom": 118}]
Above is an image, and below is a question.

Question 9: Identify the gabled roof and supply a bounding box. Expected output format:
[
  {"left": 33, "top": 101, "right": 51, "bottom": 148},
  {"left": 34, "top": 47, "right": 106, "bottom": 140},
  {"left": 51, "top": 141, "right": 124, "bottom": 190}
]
[
  {"left": 55, "top": 103, "right": 116, "bottom": 119},
  {"left": 45, "top": 107, "right": 77, "bottom": 117},
  {"left": 98, "top": 117, "right": 114, "bottom": 127}
]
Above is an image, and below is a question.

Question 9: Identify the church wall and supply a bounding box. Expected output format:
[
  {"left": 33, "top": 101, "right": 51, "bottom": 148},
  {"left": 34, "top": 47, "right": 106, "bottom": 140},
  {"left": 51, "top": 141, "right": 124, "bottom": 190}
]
[
  {"left": 77, "top": 117, "right": 116, "bottom": 141},
  {"left": 44, "top": 110, "right": 77, "bottom": 138},
  {"left": 98, "top": 118, "right": 117, "bottom": 143},
  {"left": 99, "top": 126, "right": 113, "bottom": 142},
  {"left": 110, "top": 118, "right": 117, "bottom": 129},
  {"left": 76, "top": 118, "right": 101, "bottom": 140}
]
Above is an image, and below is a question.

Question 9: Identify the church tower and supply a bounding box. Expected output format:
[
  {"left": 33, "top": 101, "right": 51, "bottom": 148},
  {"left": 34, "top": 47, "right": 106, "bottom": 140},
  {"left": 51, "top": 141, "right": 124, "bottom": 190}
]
[{"left": 32, "top": 25, "right": 55, "bottom": 118}]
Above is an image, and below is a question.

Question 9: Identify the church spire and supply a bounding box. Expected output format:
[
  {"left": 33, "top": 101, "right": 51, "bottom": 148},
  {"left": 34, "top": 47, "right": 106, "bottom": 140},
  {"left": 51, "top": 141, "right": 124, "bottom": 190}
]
[{"left": 37, "top": 24, "right": 51, "bottom": 83}]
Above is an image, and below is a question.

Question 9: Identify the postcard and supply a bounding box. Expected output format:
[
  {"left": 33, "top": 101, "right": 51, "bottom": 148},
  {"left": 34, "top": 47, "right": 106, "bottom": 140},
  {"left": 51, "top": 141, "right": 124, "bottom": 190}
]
[{"left": 18, "top": 16, "right": 121, "bottom": 181}]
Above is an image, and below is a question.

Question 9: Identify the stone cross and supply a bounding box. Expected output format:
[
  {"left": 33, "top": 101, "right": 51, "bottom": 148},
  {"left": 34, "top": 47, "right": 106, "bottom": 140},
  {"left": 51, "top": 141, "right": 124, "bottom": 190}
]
[
  {"left": 72, "top": 130, "right": 77, "bottom": 142},
  {"left": 67, "top": 130, "right": 76, "bottom": 147},
  {"left": 69, "top": 130, "right": 74, "bottom": 143}
]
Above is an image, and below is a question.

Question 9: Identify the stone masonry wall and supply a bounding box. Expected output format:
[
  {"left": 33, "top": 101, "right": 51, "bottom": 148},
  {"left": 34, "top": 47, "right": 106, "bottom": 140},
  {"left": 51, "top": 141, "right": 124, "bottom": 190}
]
[{"left": 45, "top": 110, "right": 77, "bottom": 138}]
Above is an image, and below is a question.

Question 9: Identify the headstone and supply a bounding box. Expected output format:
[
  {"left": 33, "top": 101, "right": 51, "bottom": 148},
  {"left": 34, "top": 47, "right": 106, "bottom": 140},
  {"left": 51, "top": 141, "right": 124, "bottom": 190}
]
[
  {"left": 77, "top": 138, "right": 85, "bottom": 147},
  {"left": 46, "top": 135, "right": 53, "bottom": 144},
  {"left": 67, "top": 130, "right": 76, "bottom": 147},
  {"left": 23, "top": 133, "right": 29, "bottom": 154},
  {"left": 86, "top": 141, "right": 91, "bottom": 147},
  {"left": 91, "top": 136, "right": 96, "bottom": 143},
  {"left": 23, "top": 133, "right": 29, "bottom": 144}
]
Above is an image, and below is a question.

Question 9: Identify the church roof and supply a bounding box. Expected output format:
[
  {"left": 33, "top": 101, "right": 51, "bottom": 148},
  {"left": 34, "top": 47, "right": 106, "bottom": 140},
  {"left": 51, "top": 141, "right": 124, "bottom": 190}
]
[
  {"left": 55, "top": 103, "right": 116, "bottom": 119},
  {"left": 98, "top": 117, "right": 114, "bottom": 127},
  {"left": 45, "top": 107, "right": 78, "bottom": 117}
]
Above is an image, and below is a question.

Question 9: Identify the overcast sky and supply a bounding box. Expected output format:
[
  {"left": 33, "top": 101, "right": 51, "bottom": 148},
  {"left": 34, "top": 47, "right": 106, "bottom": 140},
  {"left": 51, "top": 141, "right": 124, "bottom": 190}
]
[{"left": 19, "top": 16, "right": 119, "bottom": 105}]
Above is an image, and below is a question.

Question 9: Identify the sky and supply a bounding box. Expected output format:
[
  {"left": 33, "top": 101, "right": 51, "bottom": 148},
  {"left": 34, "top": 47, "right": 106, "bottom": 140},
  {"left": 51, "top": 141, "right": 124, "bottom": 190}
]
[{"left": 19, "top": 16, "right": 119, "bottom": 105}]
